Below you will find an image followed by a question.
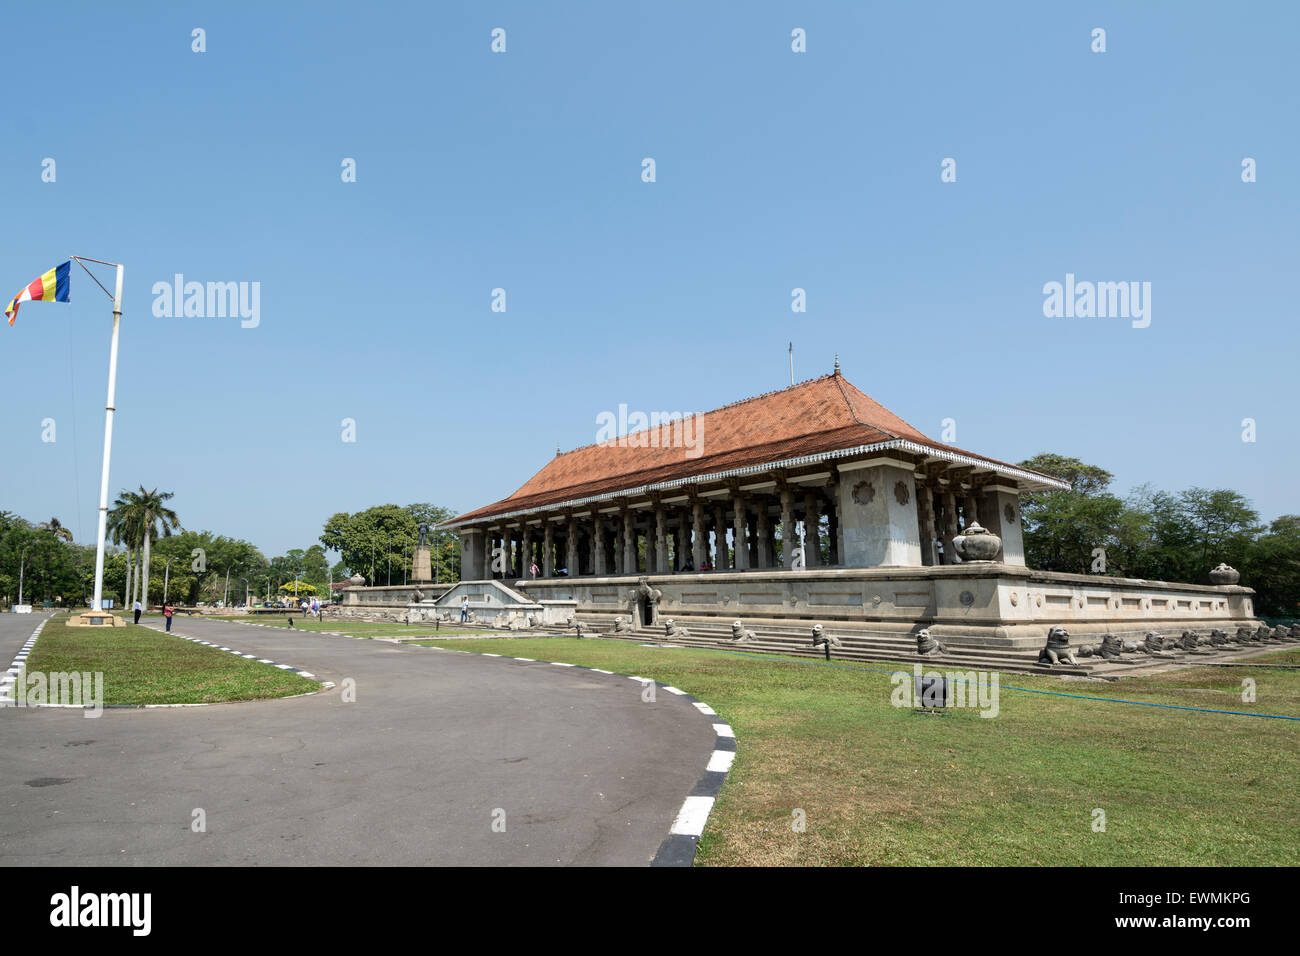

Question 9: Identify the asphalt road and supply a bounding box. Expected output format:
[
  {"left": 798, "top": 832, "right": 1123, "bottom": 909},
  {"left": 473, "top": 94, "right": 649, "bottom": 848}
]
[{"left": 0, "top": 613, "right": 715, "bottom": 866}]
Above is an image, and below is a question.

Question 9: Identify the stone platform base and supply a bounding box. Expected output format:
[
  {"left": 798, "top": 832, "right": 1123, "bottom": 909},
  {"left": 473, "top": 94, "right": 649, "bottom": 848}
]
[
  {"left": 512, "top": 564, "right": 1258, "bottom": 648},
  {"left": 66, "top": 612, "right": 126, "bottom": 627},
  {"left": 583, "top": 615, "right": 1297, "bottom": 678}
]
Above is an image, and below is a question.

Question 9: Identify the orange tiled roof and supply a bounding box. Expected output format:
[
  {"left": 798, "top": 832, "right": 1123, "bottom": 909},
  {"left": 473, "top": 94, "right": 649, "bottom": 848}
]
[{"left": 446, "top": 373, "right": 1061, "bottom": 525}]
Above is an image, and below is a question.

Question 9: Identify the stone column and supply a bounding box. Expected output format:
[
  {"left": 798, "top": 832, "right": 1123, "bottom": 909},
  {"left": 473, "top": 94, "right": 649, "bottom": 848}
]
[
  {"left": 755, "top": 502, "right": 772, "bottom": 569},
  {"left": 461, "top": 528, "right": 486, "bottom": 581},
  {"left": 731, "top": 494, "right": 750, "bottom": 570},
  {"left": 834, "top": 461, "right": 922, "bottom": 567},
  {"left": 978, "top": 484, "right": 1026, "bottom": 565},
  {"left": 566, "top": 516, "right": 579, "bottom": 576},
  {"left": 712, "top": 505, "right": 727, "bottom": 569},
  {"left": 918, "top": 481, "right": 937, "bottom": 567},
  {"left": 780, "top": 486, "right": 795, "bottom": 568},
  {"left": 692, "top": 500, "right": 706, "bottom": 570},
  {"left": 826, "top": 476, "right": 841, "bottom": 565},
  {"left": 543, "top": 520, "right": 554, "bottom": 577},
  {"left": 803, "top": 491, "right": 820, "bottom": 567},
  {"left": 675, "top": 519, "right": 689, "bottom": 571},
  {"left": 593, "top": 514, "right": 607, "bottom": 575},
  {"left": 622, "top": 509, "right": 636, "bottom": 574},
  {"left": 942, "top": 487, "right": 960, "bottom": 563},
  {"left": 654, "top": 503, "right": 668, "bottom": 574}
]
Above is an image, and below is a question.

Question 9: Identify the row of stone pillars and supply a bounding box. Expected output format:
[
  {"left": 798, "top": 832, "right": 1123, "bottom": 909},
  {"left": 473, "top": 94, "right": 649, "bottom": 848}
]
[
  {"left": 916, "top": 476, "right": 990, "bottom": 566},
  {"left": 470, "top": 485, "right": 842, "bottom": 580}
]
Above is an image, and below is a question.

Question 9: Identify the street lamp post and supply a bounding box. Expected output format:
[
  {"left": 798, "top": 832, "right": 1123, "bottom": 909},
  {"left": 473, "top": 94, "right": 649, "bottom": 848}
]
[{"left": 387, "top": 535, "right": 392, "bottom": 586}]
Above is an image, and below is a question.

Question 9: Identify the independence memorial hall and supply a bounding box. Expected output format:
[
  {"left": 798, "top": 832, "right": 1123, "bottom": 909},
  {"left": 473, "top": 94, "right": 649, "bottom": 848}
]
[{"left": 402, "top": 366, "right": 1273, "bottom": 670}]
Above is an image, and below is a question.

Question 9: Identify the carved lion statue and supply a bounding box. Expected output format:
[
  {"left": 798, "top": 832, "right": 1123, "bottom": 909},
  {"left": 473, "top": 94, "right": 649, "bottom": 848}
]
[
  {"left": 1079, "top": 633, "right": 1126, "bottom": 660},
  {"left": 916, "top": 628, "right": 945, "bottom": 657},
  {"left": 1208, "top": 629, "right": 1230, "bottom": 646},
  {"left": 1139, "top": 631, "right": 1169, "bottom": 654},
  {"left": 730, "top": 620, "right": 756, "bottom": 643},
  {"left": 611, "top": 616, "right": 632, "bottom": 634},
  {"left": 1235, "top": 626, "right": 1256, "bottom": 643},
  {"left": 1179, "top": 630, "right": 1203, "bottom": 651},
  {"left": 1038, "top": 626, "right": 1077, "bottom": 666},
  {"left": 810, "top": 624, "right": 841, "bottom": 649},
  {"left": 663, "top": 619, "right": 690, "bottom": 639}
]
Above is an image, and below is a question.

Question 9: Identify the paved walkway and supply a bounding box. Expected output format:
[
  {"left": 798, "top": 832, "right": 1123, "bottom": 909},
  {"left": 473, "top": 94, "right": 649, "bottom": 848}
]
[{"left": 0, "top": 615, "right": 714, "bottom": 866}]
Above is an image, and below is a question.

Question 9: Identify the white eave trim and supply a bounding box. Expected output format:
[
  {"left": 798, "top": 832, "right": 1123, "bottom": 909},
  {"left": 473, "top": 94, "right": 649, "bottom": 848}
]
[{"left": 438, "top": 439, "right": 1072, "bottom": 529}]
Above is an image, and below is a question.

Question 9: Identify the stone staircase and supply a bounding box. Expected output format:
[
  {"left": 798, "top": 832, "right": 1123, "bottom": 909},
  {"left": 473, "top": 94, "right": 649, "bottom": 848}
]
[{"left": 571, "top": 611, "right": 1300, "bottom": 678}]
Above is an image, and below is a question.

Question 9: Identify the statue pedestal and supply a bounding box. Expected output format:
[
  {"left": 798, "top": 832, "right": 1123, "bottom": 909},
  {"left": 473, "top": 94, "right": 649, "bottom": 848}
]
[{"left": 411, "top": 545, "right": 433, "bottom": 583}]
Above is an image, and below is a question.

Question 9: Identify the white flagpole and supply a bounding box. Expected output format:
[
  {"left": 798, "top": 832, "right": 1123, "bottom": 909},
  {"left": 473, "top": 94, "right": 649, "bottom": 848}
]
[{"left": 90, "top": 263, "right": 124, "bottom": 615}]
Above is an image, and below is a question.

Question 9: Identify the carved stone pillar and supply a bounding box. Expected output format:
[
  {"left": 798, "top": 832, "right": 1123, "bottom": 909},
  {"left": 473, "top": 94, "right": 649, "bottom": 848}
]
[
  {"left": 779, "top": 486, "right": 795, "bottom": 568},
  {"left": 918, "top": 481, "right": 937, "bottom": 567},
  {"left": 654, "top": 502, "right": 668, "bottom": 574},
  {"left": 593, "top": 514, "right": 606, "bottom": 575},
  {"left": 755, "top": 501, "right": 772, "bottom": 569},
  {"left": 825, "top": 474, "right": 841, "bottom": 565},
  {"left": 691, "top": 499, "right": 706, "bottom": 570},
  {"left": 566, "top": 516, "right": 579, "bottom": 575},
  {"left": 803, "top": 491, "right": 820, "bottom": 567},
  {"left": 731, "top": 494, "right": 750, "bottom": 570},
  {"left": 712, "top": 505, "right": 727, "bottom": 569},
  {"left": 542, "top": 520, "right": 554, "bottom": 577},
  {"left": 622, "top": 508, "right": 636, "bottom": 574},
  {"left": 827, "top": 501, "right": 840, "bottom": 566},
  {"left": 942, "top": 487, "right": 960, "bottom": 563}
]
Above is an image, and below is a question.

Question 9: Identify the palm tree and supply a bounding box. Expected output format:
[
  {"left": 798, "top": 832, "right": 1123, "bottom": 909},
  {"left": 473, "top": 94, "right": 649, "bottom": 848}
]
[
  {"left": 107, "top": 490, "right": 144, "bottom": 609},
  {"left": 135, "top": 487, "right": 180, "bottom": 609},
  {"left": 38, "top": 517, "right": 74, "bottom": 542}
]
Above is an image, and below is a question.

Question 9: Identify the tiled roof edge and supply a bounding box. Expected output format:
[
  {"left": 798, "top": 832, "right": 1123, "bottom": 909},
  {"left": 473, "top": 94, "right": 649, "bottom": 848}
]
[{"left": 439, "top": 439, "right": 1072, "bottom": 529}]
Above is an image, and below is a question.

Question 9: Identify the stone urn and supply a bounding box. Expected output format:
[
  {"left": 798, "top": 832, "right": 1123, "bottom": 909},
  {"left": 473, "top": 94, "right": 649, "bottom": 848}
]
[
  {"left": 952, "top": 522, "right": 1001, "bottom": 562},
  {"left": 349, "top": 573, "right": 366, "bottom": 587},
  {"left": 1208, "top": 563, "right": 1240, "bottom": 586}
]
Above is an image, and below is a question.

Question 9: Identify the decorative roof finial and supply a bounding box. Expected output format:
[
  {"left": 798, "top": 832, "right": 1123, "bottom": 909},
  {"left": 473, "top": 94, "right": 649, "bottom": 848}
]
[
  {"left": 556, "top": 442, "right": 561, "bottom": 457},
  {"left": 833, "top": 353, "right": 840, "bottom": 375}
]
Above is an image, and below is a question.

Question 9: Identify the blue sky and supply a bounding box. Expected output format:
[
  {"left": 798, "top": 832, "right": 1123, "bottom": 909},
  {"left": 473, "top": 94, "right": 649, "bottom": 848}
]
[{"left": 2, "top": 1, "right": 1296, "bottom": 559}]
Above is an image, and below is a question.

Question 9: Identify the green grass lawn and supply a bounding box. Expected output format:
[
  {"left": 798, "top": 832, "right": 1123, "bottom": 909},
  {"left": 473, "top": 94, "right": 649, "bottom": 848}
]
[
  {"left": 412, "top": 636, "right": 1300, "bottom": 866},
  {"left": 15, "top": 615, "right": 320, "bottom": 706}
]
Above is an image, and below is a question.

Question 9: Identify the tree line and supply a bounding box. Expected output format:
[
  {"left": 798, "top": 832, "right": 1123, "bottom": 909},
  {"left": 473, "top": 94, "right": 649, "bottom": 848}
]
[
  {"left": 1019, "top": 453, "right": 1300, "bottom": 619},
  {"left": 0, "top": 497, "right": 464, "bottom": 607}
]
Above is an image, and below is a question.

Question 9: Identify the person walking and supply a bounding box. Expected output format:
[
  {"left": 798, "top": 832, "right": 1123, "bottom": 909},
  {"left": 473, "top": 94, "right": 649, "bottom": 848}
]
[
  {"left": 460, "top": 595, "right": 469, "bottom": 623},
  {"left": 164, "top": 602, "right": 175, "bottom": 632},
  {"left": 132, "top": 599, "right": 142, "bottom": 625}
]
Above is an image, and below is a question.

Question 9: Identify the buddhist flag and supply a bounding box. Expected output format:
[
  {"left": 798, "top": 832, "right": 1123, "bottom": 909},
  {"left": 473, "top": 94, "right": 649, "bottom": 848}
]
[{"left": 6, "top": 261, "right": 70, "bottom": 325}]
